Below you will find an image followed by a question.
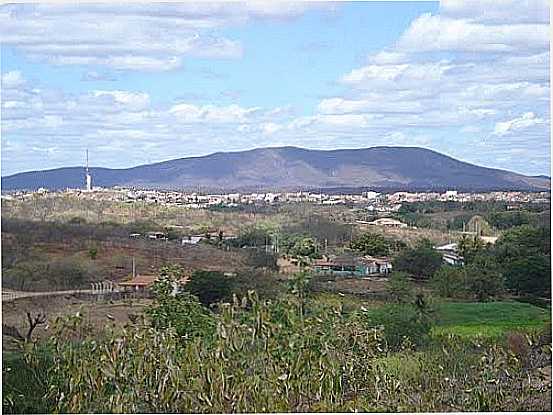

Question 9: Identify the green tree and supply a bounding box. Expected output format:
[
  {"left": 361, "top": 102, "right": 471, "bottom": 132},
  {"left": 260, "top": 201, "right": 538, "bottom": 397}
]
[
  {"left": 185, "top": 270, "right": 233, "bottom": 306},
  {"left": 368, "top": 303, "right": 433, "bottom": 350},
  {"left": 386, "top": 271, "right": 414, "bottom": 303},
  {"left": 289, "top": 236, "right": 320, "bottom": 259},
  {"left": 147, "top": 265, "right": 215, "bottom": 339},
  {"left": 87, "top": 246, "right": 98, "bottom": 260},
  {"left": 503, "top": 254, "right": 550, "bottom": 297},
  {"left": 494, "top": 225, "right": 551, "bottom": 297},
  {"left": 431, "top": 265, "right": 466, "bottom": 298},
  {"left": 458, "top": 235, "right": 485, "bottom": 264},
  {"left": 393, "top": 239, "right": 442, "bottom": 280},
  {"left": 464, "top": 255, "right": 504, "bottom": 301},
  {"left": 350, "top": 232, "right": 391, "bottom": 256}
]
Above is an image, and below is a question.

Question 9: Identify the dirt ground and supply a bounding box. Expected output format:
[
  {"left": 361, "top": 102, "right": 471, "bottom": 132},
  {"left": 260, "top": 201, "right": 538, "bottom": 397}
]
[{"left": 2, "top": 295, "right": 151, "bottom": 350}]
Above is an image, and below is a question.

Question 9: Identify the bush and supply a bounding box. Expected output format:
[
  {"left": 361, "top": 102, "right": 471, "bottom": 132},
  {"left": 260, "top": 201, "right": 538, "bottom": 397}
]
[
  {"left": 231, "top": 270, "right": 284, "bottom": 299},
  {"left": 185, "top": 270, "right": 233, "bottom": 306},
  {"left": 431, "top": 265, "right": 467, "bottom": 298},
  {"left": 393, "top": 239, "right": 442, "bottom": 280},
  {"left": 87, "top": 246, "right": 98, "bottom": 260},
  {"left": 350, "top": 233, "right": 393, "bottom": 256},
  {"left": 386, "top": 272, "right": 414, "bottom": 303},
  {"left": 368, "top": 303, "right": 432, "bottom": 350},
  {"left": 247, "top": 249, "right": 278, "bottom": 270},
  {"left": 464, "top": 255, "right": 504, "bottom": 301}
]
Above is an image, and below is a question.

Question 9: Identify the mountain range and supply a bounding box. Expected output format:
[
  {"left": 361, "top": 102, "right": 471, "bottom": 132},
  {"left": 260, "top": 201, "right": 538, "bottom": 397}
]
[{"left": 1, "top": 146, "right": 550, "bottom": 192}]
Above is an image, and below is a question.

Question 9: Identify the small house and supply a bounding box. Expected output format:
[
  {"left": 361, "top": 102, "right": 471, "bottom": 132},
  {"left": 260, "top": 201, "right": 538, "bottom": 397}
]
[
  {"left": 435, "top": 243, "right": 464, "bottom": 266},
  {"left": 118, "top": 274, "right": 189, "bottom": 295},
  {"left": 118, "top": 274, "right": 159, "bottom": 293},
  {"left": 182, "top": 235, "right": 204, "bottom": 245},
  {"left": 365, "top": 218, "right": 407, "bottom": 228},
  {"left": 147, "top": 231, "right": 168, "bottom": 240},
  {"left": 312, "top": 255, "right": 392, "bottom": 277}
]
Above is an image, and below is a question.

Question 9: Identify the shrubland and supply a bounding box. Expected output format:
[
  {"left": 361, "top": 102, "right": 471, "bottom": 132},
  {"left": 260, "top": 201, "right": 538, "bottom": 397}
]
[{"left": 3, "top": 267, "right": 551, "bottom": 413}]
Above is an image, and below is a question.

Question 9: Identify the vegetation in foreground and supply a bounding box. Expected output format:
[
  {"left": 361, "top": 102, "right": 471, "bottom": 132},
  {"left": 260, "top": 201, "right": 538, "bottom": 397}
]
[{"left": 3, "top": 267, "right": 551, "bottom": 414}]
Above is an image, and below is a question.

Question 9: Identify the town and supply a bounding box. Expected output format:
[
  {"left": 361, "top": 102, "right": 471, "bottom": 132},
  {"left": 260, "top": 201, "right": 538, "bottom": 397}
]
[{"left": 3, "top": 185, "right": 550, "bottom": 210}]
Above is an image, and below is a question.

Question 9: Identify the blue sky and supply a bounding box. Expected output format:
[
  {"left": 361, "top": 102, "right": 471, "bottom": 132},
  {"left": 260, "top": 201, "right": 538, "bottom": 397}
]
[{"left": 1, "top": 1, "right": 550, "bottom": 176}]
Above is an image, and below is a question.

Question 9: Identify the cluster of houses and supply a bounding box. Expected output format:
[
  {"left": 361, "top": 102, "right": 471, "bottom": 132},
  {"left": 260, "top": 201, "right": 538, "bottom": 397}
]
[
  {"left": 5, "top": 186, "right": 548, "bottom": 210},
  {"left": 117, "top": 231, "right": 502, "bottom": 295}
]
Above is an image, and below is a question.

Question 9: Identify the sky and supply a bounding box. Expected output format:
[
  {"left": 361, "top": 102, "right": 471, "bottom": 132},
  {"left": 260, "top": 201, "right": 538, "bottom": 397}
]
[{"left": 0, "top": 0, "right": 550, "bottom": 177}]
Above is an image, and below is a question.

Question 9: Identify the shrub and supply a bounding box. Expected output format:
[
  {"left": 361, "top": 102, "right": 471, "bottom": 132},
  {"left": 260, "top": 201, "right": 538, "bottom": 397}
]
[
  {"left": 87, "top": 246, "right": 98, "bottom": 260},
  {"left": 393, "top": 239, "right": 442, "bottom": 279},
  {"left": 350, "top": 233, "right": 392, "bottom": 256},
  {"left": 431, "top": 265, "right": 467, "bottom": 298},
  {"left": 386, "top": 272, "right": 414, "bottom": 303},
  {"left": 368, "top": 303, "right": 433, "bottom": 350},
  {"left": 464, "top": 255, "right": 504, "bottom": 301},
  {"left": 185, "top": 270, "right": 233, "bottom": 306}
]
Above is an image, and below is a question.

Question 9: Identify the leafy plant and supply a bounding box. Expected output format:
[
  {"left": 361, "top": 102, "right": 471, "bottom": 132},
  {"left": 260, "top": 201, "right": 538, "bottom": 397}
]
[
  {"left": 386, "top": 271, "right": 414, "bottom": 303},
  {"left": 185, "top": 270, "right": 233, "bottom": 306},
  {"left": 431, "top": 265, "right": 467, "bottom": 298},
  {"left": 393, "top": 239, "right": 442, "bottom": 280}
]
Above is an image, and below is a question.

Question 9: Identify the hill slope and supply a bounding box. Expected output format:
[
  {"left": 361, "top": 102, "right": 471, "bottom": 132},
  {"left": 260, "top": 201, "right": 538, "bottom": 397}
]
[{"left": 2, "top": 146, "right": 550, "bottom": 192}]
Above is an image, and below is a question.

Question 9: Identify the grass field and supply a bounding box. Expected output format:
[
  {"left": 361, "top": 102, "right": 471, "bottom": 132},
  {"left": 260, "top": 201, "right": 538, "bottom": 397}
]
[{"left": 433, "top": 301, "right": 551, "bottom": 337}]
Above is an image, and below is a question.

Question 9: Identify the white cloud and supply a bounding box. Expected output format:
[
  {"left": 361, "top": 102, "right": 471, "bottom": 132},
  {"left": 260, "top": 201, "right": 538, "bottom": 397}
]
[
  {"left": 1, "top": 70, "right": 26, "bottom": 88},
  {"left": 318, "top": 97, "right": 424, "bottom": 115},
  {"left": 397, "top": 13, "right": 549, "bottom": 54},
  {"left": 440, "top": 0, "right": 550, "bottom": 24},
  {"left": 0, "top": 3, "right": 325, "bottom": 71},
  {"left": 93, "top": 90, "right": 150, "bottom": 111},
  {"left": 492, "top": 112, "right": 546, "bottom": 136},
  {"left": 169, "top": 103, "right": 261, "bottom": 123}
]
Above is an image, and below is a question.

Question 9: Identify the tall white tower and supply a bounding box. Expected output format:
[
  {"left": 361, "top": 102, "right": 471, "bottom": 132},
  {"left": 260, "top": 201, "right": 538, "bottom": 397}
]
[{"left": 85, "top": 149, "right": 92, "bottom": 192}]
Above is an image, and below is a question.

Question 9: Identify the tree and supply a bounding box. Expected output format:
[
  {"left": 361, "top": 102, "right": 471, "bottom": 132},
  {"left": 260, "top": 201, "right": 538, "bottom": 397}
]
[
  {"left": 147, "top": 265, "right": 215, "bottom": 339},
  {"left": 88, "top": 246, "right": 98, "bottom": 260},
  {"left": 457, "top": 235, "right": 485, "bottom": 264},
  {"left": 503, "top": 254, "right": 550, "bottom": 297},
  {"left": 431, "top": 265, "right": 466, "bottom": 298},
  {"left": 494, "top": 225, "right": 551, "bottom": 297},
  {"left": 464, "top": 254, "right": 504, "bottom": 301},
  {"left": 2, "top": 311, "right": 47, "bottom": 343},
  {"left": 185, "top": 270, "right": 233, "bottom": 306},
  {"left": 350, "top": 232, "right": 391, "bottom": 256},
  {"left": 393, "top": 239, "right": 442, "bottom": 280},
  {"left": 288, "top": 236, "right": 320, "bottom": 259},
  {"left": 386, "top": 271, "right": 414, "bottom": 303},
  {"left": 368, "top": 303, "right": 433, "bottom": 351}
]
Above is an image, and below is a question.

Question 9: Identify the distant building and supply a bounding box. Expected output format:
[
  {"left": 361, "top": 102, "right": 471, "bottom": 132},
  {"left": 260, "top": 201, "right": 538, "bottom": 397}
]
[
  {"left": 182, "top": 235, "right": 204, "bottom": 245},
  {"left": 435, "top": 243, "right": 464, "bottom": 266},
  {"left": 118, "top": 274, "right": 189, "bottom": 294},
  {"left": 365, "top": 217, "right": 407, "bottom": 228},
  {"left": 118, "top": 274, "right": 159, "bottom": 293},
  {"left": 480, "top": 236, "right": 498, "bottom": 245},
  {"left": 312, "top": 255, "right": 392, "bottom": 277},
  {"left": 147, "top": 231, "right": 168, "bottom": 240}
]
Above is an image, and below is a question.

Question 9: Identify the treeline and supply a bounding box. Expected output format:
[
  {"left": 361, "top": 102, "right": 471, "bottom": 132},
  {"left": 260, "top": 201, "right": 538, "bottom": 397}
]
[{"left": 395, "top": 200, "right": 550, "bottom": 231}]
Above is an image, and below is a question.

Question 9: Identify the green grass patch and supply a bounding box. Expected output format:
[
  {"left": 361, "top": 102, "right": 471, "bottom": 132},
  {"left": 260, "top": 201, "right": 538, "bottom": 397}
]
[{"left": 432, "top": 301, "right": 550, "bottom": 338}]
